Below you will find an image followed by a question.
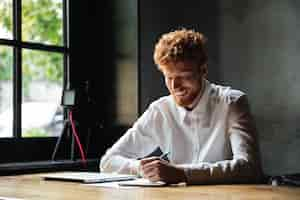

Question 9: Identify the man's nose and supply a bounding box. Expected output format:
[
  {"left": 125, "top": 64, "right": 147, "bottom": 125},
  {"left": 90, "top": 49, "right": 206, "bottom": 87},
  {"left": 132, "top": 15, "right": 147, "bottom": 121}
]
[{"left": 171, "top": 78, "right": 181, "bottom": 90}]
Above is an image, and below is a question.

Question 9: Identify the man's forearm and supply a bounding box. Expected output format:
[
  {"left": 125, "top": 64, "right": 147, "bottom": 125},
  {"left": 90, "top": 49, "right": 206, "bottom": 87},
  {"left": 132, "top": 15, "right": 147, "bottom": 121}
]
[{"left": 177, "top": 158, "right": 262, "bottom": 185}]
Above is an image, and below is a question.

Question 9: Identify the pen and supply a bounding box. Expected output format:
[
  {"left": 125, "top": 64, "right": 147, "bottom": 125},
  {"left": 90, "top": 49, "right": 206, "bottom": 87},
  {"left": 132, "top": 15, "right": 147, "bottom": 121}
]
[{"left": 159, "top": 151, "right": 170, "bottom": 160}]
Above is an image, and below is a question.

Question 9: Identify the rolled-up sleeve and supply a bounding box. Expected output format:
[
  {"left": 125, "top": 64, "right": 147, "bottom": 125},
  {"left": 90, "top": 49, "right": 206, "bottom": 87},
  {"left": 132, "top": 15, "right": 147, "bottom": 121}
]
[{"left": 178, "top": 95, "right": 263, "bottom": 184}]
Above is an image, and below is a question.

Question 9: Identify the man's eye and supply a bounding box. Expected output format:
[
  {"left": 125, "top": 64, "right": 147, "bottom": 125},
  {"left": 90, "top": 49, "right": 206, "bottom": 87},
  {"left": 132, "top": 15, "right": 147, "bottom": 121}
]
[{"left": 182, "top": 75, "right": 195, "bottom": 80}]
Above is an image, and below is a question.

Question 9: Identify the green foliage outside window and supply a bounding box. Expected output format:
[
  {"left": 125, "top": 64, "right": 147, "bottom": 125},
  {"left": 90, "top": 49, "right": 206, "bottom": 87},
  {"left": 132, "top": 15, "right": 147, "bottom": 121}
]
[
  {"left": 0, "top": 47, "right": 12, "bottom": 80},
  {"left": 0, "top": 0, "right": 63, "bottom": 84},
  {"left": 23, "top": 128, "right": 48, "bottom": 137}
]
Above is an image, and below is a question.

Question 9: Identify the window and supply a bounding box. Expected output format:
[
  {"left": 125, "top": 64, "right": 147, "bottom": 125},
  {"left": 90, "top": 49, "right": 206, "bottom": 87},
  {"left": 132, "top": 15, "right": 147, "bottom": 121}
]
[{"left": 0, "top": 0, "right": 68, "bottom": 163}]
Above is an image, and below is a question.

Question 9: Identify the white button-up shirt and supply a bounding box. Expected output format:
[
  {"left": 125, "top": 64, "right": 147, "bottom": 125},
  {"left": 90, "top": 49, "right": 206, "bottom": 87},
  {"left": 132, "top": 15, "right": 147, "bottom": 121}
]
[{"left": 100, "top": 80, "right": 262, "bottom": 184}]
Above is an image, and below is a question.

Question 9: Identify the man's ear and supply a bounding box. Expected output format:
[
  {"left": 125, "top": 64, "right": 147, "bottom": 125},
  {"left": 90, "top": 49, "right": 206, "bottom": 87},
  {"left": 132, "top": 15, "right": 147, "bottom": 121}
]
[{"left": 201, "top": 64, "right": 208, "bottom": 78}]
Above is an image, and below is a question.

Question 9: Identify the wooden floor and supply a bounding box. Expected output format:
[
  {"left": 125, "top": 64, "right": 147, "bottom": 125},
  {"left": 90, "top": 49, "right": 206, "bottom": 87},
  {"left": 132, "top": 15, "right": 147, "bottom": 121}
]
[{"left": 0, "top": 173, "right": 300, "bottom": 200}]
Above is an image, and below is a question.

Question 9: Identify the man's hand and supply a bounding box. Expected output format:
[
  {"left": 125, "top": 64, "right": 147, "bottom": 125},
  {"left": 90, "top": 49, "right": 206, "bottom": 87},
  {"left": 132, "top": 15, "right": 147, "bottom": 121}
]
[{"left": 139, "top": 157, "right": 186, "bottom": 184}]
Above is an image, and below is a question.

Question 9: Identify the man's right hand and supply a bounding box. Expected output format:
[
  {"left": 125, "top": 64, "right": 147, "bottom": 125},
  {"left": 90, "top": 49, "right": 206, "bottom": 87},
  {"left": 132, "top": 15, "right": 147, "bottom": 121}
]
[{"left": 139, "top": 157, "right": 186, "bottom": 184}]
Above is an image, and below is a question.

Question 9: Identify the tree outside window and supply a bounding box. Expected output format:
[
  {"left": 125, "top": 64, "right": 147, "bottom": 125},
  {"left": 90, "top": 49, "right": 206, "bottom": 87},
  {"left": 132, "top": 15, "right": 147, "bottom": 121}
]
[{"left": 0, "top": 0, "right": 65, "bottom": 138}]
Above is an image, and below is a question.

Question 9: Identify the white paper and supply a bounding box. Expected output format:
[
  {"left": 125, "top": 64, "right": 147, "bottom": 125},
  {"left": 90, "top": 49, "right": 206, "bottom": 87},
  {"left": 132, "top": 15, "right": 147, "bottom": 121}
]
[
  {"left": 118, "top": 178, "right": 166, "bottom": 187},
  {"left": 87, "top": 182, "right": 135, "bottom": 188},
  {"left": 0, "top": 197, "right": 24, "bottom": 200},
  {"left": 86, "top": 178, "right": 165, "bottom": 188},
  {"left": 86, "top": 178, "right": 187, "bottom": 188}
]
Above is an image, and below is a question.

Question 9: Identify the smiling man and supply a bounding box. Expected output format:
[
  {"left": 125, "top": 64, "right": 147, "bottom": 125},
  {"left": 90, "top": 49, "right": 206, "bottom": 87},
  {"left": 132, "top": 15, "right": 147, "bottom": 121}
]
[{"left": 100, "top": 28, "right": 263, "bottom": 184}]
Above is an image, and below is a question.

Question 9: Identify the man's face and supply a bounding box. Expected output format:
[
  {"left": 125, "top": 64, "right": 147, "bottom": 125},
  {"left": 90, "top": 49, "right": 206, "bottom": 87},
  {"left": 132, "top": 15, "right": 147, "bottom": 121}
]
[{"left": 160, "top": 60, "right": 206, "bottom": 108}]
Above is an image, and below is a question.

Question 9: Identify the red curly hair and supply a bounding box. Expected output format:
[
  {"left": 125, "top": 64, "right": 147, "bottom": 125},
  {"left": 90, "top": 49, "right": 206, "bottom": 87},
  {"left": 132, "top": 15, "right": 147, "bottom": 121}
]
[{"left": 153, "top": 28, "right": 208, "bottom": 69}]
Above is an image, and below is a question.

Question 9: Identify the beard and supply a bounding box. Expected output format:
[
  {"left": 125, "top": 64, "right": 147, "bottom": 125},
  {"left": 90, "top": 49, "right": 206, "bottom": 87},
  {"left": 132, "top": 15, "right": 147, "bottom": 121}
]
[{"left": 172, "top": 90, "right": 199, "bottom": 107}]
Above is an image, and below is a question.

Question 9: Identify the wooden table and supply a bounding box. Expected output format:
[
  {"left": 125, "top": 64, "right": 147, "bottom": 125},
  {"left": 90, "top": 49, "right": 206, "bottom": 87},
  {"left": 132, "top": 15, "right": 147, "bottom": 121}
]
[{"left": 0, "top": 173, "right": 300, "bottom": 200}]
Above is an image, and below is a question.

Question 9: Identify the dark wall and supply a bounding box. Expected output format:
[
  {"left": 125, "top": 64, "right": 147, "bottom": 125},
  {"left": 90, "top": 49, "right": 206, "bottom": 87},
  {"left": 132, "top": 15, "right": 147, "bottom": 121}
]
[
  {"left": 68, "top": 1, "right": 121, "bottom": 159},
  {"left": 139, "top": 0, "right": 300, "bottom": 175},
  {"left": 139, "top": 0, "right": 220, "bottom": 112},
  {"left": 218, "top": 0, "right": 300, "bottom": 175}
]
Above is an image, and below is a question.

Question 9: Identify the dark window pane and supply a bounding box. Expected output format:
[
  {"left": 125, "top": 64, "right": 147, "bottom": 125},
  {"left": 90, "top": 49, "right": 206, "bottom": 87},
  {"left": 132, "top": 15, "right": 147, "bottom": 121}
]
[
  {"left": 114, "top": 0, "right": 137, "bottom": 57},
  {"left": 22, "top": 0, "right": 63, "bottom": 46},
  {"left": 0, "top": 46, "right": 13, "bottom": 138},
  {"left": 22, "top": 49, "right": 63, "bottom": 137},
  {"left": 0, "top": 0, "right": 13, "bottom": 39},
  {"left": 114, "top": 0, "right": 138, "bottom": 125}
]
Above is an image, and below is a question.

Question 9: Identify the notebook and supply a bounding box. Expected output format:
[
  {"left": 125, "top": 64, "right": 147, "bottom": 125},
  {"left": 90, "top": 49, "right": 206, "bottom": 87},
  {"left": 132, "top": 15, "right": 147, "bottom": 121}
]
[{"left": 41, "top": 172, "right": 137, "bottom": 183}]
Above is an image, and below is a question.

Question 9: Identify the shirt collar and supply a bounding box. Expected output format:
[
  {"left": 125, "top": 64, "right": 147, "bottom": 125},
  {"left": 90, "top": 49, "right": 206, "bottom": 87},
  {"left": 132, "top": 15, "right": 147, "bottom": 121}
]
[{"left": 177, "top": 79, "right": 211, "bottom": 123}]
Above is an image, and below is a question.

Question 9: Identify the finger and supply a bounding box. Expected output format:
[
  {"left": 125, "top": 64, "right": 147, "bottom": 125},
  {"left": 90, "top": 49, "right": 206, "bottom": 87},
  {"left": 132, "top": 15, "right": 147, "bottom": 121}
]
[
  {"left": 147, "top": 172, "right": 162, "bottom": 182},
  {"left": 139, "top": 162, "right": 157, "bottom": 178},
  {"left": 143, "top": 159, "right": 168, "bottom": 173},
  {"left": 144, "top": 168, "right": 160, "bottom": 181},
  {"left": 141, "top": 162, "right": 160, "bottom": 176},
  {"left": 148, "top": 175, "right": 159, "bottom": 182},
  {"left": 140, "top": 156, "right": 160, "bottom": 165},
  {"left": 159, "top": 158, "right": 169, "bottom": 165},
  {"left": 139, "top": 158, "right": 156, "bottom": 176},
  {"left": 143, "top": 170, "right": 155, "bottom": 179},
  {"left": 142, "top": 165, "right": 157, "bottom": 177}
]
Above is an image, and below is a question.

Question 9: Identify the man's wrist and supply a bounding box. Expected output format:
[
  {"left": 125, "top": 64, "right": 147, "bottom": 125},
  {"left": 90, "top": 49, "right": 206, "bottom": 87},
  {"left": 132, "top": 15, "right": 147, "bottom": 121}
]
[{"left": 175, "top": 166, "right": 188, "bottom": 183}]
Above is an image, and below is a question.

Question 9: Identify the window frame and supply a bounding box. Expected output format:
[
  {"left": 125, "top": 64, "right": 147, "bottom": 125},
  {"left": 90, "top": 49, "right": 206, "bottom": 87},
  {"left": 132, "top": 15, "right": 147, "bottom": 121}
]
[{"left": 0, "top": 0, "right": 70, "bottom": 164}]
